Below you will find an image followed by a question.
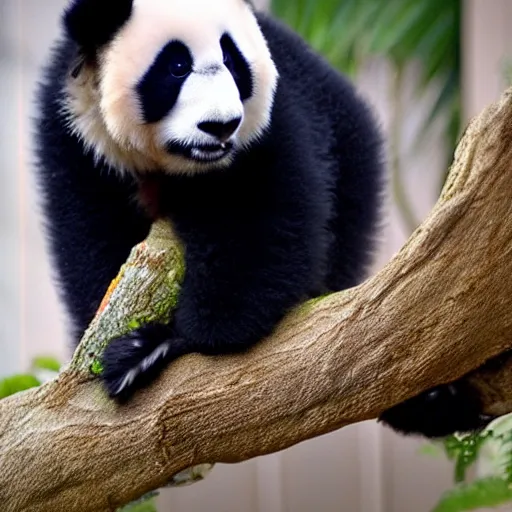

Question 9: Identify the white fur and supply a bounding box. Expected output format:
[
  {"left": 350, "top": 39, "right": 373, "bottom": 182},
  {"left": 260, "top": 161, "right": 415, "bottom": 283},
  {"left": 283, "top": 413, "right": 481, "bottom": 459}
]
[
  {"left": 157, "top": 67, "right": 244, "bottom": 149},
  {"left": 114, "top": 341, "right": 170, "bottom": 395},
  {"left": 63, "top": 0, "right": 279, "bottom": 176}
]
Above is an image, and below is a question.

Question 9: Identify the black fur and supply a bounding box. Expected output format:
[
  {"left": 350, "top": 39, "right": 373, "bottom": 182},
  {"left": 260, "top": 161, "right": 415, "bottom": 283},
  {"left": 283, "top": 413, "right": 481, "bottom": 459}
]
[
  {"left": 379, "top": 382, "right": 494, "bottom": 439},
  {"left": 35, "top": 10, "right": 384, "bottom": 394},
  {"left": 137, "top": 41, "right": 194, "bottom": 123},
  {"left": 101, "top": 323, "right": 193, "bottom": 403},
  {"left": 379, "top": 351, "right": 512, "bottom": 438},
  {"left": 221, "top": 33, "right": 253, "bottom": 101},
  {"left": 63, "top": 0, "right": 133, "bottom": 54}
]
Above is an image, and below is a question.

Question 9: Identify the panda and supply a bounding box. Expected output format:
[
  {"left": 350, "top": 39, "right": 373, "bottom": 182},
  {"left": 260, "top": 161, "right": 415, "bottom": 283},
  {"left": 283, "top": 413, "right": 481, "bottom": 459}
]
[{"left": 33, "top": 0, "right": 490, "bottom": 438}]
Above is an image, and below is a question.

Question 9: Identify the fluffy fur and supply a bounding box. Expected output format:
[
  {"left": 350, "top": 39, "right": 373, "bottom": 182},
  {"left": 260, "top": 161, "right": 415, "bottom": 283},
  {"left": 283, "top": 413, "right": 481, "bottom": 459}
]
[
  {"left": 33, "top": 0, "right": 487, "bottom": 437},
  {"left": 62, "top": 0, "right": 278, "bottom": 175}
]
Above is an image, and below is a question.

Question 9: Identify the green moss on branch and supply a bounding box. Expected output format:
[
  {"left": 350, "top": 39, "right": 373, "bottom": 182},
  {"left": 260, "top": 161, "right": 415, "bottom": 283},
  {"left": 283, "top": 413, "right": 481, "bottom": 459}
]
[{"left": 70, "top": 219, "right": 185, "bottom": 375}]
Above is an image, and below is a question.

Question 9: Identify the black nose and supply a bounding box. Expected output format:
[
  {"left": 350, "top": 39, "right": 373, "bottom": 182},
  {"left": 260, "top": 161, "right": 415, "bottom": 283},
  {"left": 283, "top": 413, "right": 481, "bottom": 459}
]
[{"left": 198, "top": 117, "right": 242, "bottom": 141}]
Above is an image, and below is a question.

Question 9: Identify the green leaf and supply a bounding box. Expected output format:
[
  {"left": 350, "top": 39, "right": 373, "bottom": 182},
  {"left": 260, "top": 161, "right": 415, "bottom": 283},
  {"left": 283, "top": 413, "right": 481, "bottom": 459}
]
[
  {"left": 441, "top": 432, "right": 491, "bottom": 483},
  {"left": 0, "top": 374, "right": 41, "bottom": 399},
  {"left": 415, "top": 69, "right": 459, "bottom": 144},
  {"left": 32, "top": 356, "right": 61, "bottom": 372},
  {"left": 369, "top": 1, "right": 434, "bottom": 63},
  {"left": 477, "top": 414, "right": 512, "bottom": 483},
  {"left": 433, "top": 477, "right": 512, "bottom": 512}
]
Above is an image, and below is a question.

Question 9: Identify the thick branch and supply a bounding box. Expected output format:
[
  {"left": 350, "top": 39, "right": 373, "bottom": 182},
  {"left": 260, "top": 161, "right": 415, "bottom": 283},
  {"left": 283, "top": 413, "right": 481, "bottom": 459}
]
[{"left": 3, "top": 87, "right": 512, "bottom": 511}]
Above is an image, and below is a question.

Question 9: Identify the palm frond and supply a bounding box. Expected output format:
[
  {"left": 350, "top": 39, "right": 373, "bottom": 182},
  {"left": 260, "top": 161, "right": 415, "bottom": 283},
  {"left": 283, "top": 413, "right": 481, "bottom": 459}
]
[{"left": 271, "top": 0, "right": 462, "bottom": 168}]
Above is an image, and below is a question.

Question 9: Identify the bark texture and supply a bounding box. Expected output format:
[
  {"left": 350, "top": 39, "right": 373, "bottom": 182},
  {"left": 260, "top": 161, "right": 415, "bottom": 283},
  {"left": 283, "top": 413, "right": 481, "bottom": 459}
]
[{"left": 2, "top": 86, "right": 512, "bottom": 512}]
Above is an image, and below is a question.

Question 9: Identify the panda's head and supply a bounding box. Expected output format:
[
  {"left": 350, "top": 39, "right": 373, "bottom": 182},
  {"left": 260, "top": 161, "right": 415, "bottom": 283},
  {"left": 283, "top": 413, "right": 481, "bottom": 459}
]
[{"left": 61, "top": 0, "right": 278, "bottom": 175}]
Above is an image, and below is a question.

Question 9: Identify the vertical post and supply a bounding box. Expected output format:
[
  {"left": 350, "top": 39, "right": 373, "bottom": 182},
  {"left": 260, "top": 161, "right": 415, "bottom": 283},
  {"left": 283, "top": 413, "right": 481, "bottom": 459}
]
[
  {"left": 0, "top": 0, "right": 23, "bottom": 378},
  {"left": 462, "top": 0, "right": 511, "bottom": 121}
]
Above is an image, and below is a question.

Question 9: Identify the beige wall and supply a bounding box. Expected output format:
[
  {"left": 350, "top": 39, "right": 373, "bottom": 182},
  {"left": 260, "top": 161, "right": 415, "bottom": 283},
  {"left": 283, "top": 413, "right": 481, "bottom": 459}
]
[
  {"left": 0, "top": 0, "right": 69, "bottom": 378},
  {"left": 463, "top": 0, "right": 512, "bottom": 121},
  {"left": 0, "top": 1, "right": 509, "bottom": 511}
]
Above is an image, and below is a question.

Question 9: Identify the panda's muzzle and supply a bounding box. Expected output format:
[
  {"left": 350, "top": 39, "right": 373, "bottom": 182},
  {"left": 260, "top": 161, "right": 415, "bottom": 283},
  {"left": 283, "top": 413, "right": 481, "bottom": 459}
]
[
  {"left": 197, "top": 117, "right": 242, "bottom": 142},
  {"left": 165, "top": 140, "right": 234, "bottom": 163}
]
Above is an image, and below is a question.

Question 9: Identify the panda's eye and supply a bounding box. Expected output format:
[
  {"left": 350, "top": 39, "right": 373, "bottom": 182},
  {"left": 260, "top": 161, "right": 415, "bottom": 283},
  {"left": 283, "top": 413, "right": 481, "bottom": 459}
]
[
  {"left": 165, "top": 42, "right": 193, "bottom": 78},
  {"left": 169, "top": 55, "right": 192, "bottom": 78}
]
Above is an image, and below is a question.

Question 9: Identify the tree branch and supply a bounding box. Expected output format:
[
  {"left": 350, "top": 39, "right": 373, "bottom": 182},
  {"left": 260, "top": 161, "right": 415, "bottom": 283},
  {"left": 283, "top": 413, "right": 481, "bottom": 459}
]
[{"left": 3, "top": 86, "right": 512, "bottom": 511}]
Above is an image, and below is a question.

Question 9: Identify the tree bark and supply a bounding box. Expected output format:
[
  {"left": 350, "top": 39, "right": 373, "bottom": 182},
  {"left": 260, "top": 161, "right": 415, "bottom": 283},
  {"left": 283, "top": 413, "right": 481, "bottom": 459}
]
[{"left": 2, "top": 84, "right": 512, "bottom": 512}]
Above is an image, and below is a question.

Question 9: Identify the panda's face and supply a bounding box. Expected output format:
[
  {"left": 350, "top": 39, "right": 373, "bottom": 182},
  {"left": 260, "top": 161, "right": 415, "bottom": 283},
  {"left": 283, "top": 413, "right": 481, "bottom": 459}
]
[{"left": 64, "top": 0, "right": 278, "bottom": 175}]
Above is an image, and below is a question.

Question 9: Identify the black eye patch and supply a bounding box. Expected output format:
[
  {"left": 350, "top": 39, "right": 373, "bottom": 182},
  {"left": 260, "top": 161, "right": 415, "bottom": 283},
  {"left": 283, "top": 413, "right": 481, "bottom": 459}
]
[
  {"left": 221, "top": 33, "right": 253, "bottom": 102},
  {"left": 136, "top": 41, "right": 193, "bottom": 124}
]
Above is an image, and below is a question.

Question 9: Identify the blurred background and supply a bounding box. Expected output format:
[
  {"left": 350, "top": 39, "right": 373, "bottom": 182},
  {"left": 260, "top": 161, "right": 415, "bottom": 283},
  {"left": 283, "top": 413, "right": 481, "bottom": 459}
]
[{"left": 1, "top": 0, "right": 511, "bottom": 510}]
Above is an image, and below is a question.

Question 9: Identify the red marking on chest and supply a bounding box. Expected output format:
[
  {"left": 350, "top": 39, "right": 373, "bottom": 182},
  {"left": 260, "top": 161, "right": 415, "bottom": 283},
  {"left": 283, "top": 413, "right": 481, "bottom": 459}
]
[{"left": 137, "top": 177, "right": 164, "bottom": 220}]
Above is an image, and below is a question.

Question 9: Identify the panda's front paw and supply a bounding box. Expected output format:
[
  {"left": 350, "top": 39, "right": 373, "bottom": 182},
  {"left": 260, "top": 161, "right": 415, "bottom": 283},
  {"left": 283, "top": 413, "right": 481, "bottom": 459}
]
[
  {"left": 379, "top": 381, "right": 495, "bottom": 439},
  {"left": 101, "top": 322, "right": 194, "bottom": 403}
]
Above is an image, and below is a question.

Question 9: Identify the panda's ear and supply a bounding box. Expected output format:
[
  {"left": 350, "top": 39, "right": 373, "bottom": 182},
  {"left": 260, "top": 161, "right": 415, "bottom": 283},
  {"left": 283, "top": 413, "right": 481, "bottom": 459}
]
[{"left": 63, "top": 0, "right": 133, "bottom": 52}]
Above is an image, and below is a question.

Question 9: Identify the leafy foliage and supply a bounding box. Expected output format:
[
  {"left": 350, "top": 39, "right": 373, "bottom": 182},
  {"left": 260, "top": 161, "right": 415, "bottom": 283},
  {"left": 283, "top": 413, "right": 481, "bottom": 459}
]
[
  {"left": 271, "top": 0, "right": 461, "bottom": 154},
  {"left": 0, "top": 355, "right": 62, "bottom": 399},
  {"left": 431, "top": 414, "right": 512, "bottom": 511},
  {"left": 433, "top": 477, "right": 512, "bottom": 512},
  {"left": 443, "top": 432, "right": 493, "bottom": 483},
  {"left": 0, "top": 374, "right": 41, "bottom": 399},
  {"left": 32, "top": 355, "right": 61, "bottom": 372}
]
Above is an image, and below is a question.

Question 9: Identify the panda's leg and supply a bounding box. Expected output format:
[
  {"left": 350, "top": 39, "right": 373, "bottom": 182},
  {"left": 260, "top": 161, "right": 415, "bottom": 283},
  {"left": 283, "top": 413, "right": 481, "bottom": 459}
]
[
  {"left": 379, "top": 350, "right": 512, "bottom": 438},
  {"left": 379, "top": 380, "right": 494, "bottom": 438},
  {"left": 100, "top": 322, "right": 194, "bottom": 401},
  {"left": 101, "top": 202, "right": 317, "bottom": 402},
  {"left": 37, "top": 158, "right": 151, "bottom": 346},
  {"left": 101, "top": 253, "right": 311, "bottom": 402}
]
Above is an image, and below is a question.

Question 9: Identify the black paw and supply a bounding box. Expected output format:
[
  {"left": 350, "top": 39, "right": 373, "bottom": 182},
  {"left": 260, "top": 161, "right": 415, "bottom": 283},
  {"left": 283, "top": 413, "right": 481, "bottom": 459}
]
[
  {"left": 101, "top": 322, "right": 194, "bottom": 403},
  {"left": 379, "top": 381, "right": 495, "bottom": 438}
]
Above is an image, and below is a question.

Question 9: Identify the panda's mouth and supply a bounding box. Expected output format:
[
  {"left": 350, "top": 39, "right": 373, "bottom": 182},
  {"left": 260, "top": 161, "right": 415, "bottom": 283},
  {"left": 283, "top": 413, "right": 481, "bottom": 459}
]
[
  {"left": 166, "top": 141, "right": 234, "bottom": 163},
  {"left": 190, "top": 142, "right": 233, "bottom": 162}
]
